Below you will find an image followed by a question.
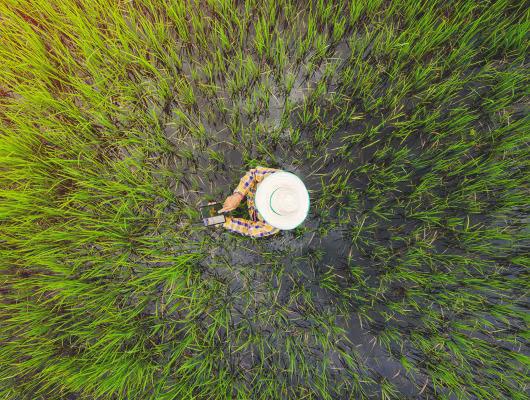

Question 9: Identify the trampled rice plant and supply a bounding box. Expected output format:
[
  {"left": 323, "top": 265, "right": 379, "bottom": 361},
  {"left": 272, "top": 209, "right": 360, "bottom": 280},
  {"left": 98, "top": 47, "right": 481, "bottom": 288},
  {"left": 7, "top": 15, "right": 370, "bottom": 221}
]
[{"left": 0, "top": 0, "right": 528, "bottom": 399}]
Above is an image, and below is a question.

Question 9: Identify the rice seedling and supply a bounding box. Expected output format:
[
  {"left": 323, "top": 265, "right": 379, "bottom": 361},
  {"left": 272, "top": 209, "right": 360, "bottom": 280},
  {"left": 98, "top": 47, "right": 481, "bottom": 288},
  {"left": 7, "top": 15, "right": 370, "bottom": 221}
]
[{"left": 0, "top": 0, "right": 528, "bottom": 399}]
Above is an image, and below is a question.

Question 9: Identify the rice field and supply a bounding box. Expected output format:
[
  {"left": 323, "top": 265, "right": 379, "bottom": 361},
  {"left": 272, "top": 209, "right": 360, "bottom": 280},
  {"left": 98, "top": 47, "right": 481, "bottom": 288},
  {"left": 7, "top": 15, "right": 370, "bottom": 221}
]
[{"left": 0, "top": 0, "right": 528, "bottom": 399}]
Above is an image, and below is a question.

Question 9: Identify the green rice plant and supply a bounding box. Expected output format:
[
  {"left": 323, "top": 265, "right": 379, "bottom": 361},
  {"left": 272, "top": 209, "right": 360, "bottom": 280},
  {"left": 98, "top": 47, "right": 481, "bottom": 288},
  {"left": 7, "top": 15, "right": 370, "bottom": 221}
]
[{"left": 1, "top": 0, "right": 528, "bottom": 399}]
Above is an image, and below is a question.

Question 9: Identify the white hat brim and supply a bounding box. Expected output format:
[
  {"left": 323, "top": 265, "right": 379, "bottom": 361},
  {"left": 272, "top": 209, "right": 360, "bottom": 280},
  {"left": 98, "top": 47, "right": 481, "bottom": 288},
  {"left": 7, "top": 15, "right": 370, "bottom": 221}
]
[{"left": 255, "top": 171, "right": 310, "bottom": 230}]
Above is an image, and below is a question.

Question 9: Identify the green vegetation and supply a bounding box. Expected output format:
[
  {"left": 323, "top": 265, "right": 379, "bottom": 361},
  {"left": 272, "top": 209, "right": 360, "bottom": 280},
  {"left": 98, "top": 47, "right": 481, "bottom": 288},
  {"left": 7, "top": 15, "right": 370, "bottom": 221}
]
[{"left": 1, "top": 0, "right": 528, "bottom": 398}]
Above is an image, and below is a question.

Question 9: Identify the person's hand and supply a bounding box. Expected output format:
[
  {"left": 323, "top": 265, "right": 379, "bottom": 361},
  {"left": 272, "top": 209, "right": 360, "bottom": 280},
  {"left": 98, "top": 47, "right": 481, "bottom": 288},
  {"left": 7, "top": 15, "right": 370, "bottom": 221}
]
[{"left": 218, "top": 193, "right": 243, "bottom": 213}]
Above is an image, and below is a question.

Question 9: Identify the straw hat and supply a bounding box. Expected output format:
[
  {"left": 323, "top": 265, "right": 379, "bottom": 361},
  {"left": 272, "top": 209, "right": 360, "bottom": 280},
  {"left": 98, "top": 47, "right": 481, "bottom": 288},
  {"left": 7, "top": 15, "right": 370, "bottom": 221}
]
[{"left": 255, "top": 171, "right": 310, "bottom": 230}]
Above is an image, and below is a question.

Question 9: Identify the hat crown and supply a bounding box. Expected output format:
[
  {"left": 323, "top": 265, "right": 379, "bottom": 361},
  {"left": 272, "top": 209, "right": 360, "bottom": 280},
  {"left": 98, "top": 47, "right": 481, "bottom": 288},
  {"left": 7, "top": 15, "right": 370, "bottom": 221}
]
[{"left": 272, "top": 188, "right": 298, "bottom": 214}]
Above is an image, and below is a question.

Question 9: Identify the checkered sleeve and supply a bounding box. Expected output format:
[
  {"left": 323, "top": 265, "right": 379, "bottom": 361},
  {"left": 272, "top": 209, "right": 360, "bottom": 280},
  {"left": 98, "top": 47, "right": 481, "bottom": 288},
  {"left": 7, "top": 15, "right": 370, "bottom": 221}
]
[
  {"left": 234, "top": 167, "right": 279, "bottom": 197},
  {"left": 223, "top": 216, "right": 280, "bottom": 238}
]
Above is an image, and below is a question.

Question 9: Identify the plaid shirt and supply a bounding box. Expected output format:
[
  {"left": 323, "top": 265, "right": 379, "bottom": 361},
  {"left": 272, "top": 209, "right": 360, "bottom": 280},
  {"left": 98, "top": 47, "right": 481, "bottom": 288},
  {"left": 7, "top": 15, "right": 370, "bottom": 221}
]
[{"left": 223, "top": 167, "right": 281, "bottom": 237}]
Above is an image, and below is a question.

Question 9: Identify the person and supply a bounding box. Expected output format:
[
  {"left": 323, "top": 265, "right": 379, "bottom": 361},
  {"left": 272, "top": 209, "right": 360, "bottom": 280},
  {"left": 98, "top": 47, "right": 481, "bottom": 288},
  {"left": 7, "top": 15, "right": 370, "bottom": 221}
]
[{"left": 218, "top": 166, "right": 310, "bottom": 238}]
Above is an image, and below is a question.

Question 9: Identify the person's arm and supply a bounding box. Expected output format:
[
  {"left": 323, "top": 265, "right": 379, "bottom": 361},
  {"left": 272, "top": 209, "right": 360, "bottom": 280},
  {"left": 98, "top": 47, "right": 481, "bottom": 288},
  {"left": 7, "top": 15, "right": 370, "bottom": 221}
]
[
  {"left": 223, "top": 216, "right": 280, "bottom": 238},
  {"left": 219, "top": 167, "right": 278, "bottom": 213},
  {"left": 233, "top": 168, "right": 258, "bottom": 198},
  {"left": 234, "top": 166, "right": 279, "bottom": 195}
]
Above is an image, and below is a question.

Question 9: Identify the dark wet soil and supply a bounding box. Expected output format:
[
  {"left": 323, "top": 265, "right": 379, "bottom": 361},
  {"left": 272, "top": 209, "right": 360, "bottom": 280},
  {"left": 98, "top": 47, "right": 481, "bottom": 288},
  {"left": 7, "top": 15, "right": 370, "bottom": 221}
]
[
  {"left": 154, "top": 28, "right": 524, "bottom": 397},
  {"left": 159, "top": 50, "right": 429, "bottom": 395}
]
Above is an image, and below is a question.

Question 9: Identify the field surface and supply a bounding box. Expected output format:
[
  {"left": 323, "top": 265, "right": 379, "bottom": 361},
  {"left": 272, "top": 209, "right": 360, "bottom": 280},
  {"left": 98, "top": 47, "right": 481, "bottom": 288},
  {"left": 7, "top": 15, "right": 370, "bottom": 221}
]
[{"left": 0, "top": 0, "right": 529, "bottom": 399}]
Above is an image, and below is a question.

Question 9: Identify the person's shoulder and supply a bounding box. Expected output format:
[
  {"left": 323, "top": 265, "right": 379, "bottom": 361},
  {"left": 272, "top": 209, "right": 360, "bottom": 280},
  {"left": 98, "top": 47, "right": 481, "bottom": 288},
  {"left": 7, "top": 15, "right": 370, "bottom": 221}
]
[{"left": 254, "top": 167, "right": 279, "bottom": 182}]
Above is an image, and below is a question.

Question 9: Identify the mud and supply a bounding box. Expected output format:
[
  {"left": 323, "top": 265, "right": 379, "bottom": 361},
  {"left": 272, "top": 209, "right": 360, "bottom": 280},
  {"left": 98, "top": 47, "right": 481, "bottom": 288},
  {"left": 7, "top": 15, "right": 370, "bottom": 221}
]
[{"left": 157, "top": 35, "right": 435, "bottom": 398}]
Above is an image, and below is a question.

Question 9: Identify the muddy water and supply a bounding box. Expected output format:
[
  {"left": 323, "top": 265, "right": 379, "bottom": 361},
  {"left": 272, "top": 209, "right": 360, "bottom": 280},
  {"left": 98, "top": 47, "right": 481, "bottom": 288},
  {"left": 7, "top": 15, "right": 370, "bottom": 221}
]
[{"left": 159, "top": 40, "right": 427, "bottom": 397}]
